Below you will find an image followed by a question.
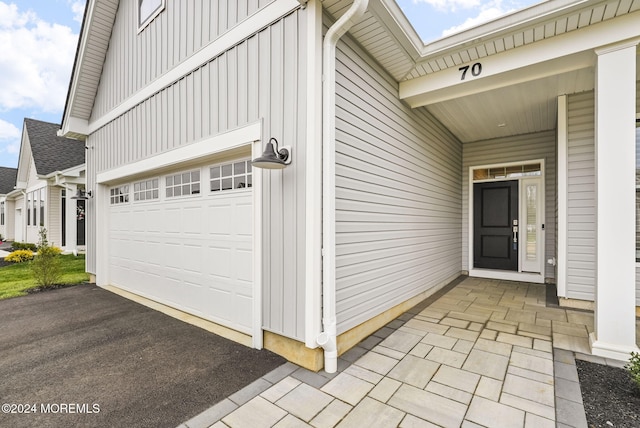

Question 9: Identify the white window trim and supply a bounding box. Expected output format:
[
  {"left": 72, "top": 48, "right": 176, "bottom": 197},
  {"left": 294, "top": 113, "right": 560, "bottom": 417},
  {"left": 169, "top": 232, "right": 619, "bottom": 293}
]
[{"left": 138, "top": 0, "right": 165, "bottom": 33}]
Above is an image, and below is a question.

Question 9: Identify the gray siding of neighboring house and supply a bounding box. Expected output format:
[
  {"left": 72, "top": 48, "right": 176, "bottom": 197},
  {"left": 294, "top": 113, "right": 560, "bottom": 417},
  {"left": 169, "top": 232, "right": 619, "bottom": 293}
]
[
  {"left": 566, "top": 91, "right": 595, "bottom": 301},
  {"left": 334, "top": 35, "right": 463, "bottom": 334},
  {"left": 92, "top": 0, "right": 275, "bottom": 119},
  {"left": 462, "top": 131, "right": 557, "bottom": 281},
  {"left": 86, "top": 6, "right": 308, "bottom": 340}
]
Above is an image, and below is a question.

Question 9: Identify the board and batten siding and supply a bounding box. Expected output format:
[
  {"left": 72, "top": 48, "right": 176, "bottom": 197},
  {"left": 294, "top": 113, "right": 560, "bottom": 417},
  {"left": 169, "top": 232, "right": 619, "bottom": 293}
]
[
  {"left": 86, "top": 9, "right": 308, "bottom": 341},
  {"left": 334, "top": 35, "right": 463, "bottom": 335},
  {"left": 462, "top": 131, "right": 557, "bottom": 281},
  {"left": 92, "top": 0, "right": 275, "bottom": 119},
  {"left": 566, "top": 91, "right": 595, "bottom": 301}
]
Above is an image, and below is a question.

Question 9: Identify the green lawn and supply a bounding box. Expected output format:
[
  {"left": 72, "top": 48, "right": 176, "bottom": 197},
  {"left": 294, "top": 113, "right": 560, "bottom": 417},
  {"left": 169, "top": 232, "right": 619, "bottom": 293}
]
[{"left": 0, "top": 254, "right": 89, "bottom": 300}]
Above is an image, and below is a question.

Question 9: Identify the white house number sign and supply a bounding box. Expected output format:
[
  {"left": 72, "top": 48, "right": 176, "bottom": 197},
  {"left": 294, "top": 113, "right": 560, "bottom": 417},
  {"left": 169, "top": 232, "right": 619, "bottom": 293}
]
[{"left": 459, "top": 63, "right": 482, "bottom": 80}]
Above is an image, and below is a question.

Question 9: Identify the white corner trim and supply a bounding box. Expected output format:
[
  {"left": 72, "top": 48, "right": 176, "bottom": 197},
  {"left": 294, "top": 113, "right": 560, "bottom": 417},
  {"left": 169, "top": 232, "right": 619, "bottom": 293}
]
[
  {"left": 304, "top": 0, "right": 323, "bottom": 349},
  {"left": 252, "top": 137, "right": 264, "bottom": 350},
  {"left": 557, "top": 95, "right": 568, "bottom": 297},
  {"left": 96, "top": 122, "right": 261, "bottom": 184},
  {"left": 88, "top": 0, "right": 300, "bottom": 135}
]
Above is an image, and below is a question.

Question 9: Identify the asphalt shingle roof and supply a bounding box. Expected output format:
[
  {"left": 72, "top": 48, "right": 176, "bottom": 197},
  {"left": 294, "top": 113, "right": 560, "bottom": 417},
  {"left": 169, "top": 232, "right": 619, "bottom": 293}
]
[
  {"left": 24, "top": 118, "right": 85, "bottom": 176},
  {"left": 0, "top": 166, "right": 17, "bottom": 195}
]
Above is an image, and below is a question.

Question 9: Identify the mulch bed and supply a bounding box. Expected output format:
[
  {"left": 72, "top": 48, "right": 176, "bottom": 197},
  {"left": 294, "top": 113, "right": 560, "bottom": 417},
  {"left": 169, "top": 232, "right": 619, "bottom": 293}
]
[{"left": 576, "top": 359, "right": 640, "bottom": 428}]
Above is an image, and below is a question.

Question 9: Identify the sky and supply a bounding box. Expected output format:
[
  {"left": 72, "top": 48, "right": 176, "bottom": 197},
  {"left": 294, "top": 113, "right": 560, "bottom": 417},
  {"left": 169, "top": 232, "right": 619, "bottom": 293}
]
[
  {"left": 397, "top": 0, "right": 542, "bottom": 42},
  {"left": 0, "top": 0, "right": 84, "bottom": 169},
  {"left": 0, "top": 0, "right": 542, "bottom": 169}
]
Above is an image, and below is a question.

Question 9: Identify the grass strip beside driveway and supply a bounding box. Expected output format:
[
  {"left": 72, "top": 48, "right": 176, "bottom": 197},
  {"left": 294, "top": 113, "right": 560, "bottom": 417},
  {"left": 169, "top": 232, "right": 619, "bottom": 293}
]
[{"left": 0, "top": 254, "right": 89, "bottom": 300}]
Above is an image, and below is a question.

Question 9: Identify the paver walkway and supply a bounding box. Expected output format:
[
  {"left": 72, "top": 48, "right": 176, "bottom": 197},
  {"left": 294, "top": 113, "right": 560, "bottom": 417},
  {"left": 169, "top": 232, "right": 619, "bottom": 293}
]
[{"left": 179, "top": 276, "right": 639, "bottom": 428}]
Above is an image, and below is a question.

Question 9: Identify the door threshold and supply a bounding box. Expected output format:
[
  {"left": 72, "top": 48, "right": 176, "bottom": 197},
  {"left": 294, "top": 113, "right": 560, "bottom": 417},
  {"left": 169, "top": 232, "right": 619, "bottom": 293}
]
[{"left": 469, "top": 269, "right": 544, "bottom": 284}]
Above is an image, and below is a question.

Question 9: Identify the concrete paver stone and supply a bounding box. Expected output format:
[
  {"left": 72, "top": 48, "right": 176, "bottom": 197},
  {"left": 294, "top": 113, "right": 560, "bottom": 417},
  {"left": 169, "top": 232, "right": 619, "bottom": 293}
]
[{"left": 179, "top": 277, "right": 613, "bottom": 428}]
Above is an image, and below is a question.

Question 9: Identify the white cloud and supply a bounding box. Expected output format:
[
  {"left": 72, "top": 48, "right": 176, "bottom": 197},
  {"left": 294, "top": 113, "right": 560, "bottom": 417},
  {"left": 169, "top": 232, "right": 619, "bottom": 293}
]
[
  {"left": 413, "top": 0, "right": 482, "bottom": 13},
  {"left": 0, "top": 2, "right": 78, "bottom": 113},
  {"left": 0, "top": 118, "right": 21, "bottom": 155},
  {"left": 69, "top": 1, "right": 85, "bottom": 24},
  {"left": 441, "top": 6, "right": 515, "bottom": 36}
]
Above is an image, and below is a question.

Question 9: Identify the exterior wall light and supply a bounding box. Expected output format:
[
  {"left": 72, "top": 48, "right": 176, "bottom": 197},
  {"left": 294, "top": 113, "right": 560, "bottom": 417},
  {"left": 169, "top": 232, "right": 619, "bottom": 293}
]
[
  {"left": 71, "top": 189, "right": 92, "bottom": 200},
  {"left": 252, "top": 137, "right": 291, "bottom": 169}
]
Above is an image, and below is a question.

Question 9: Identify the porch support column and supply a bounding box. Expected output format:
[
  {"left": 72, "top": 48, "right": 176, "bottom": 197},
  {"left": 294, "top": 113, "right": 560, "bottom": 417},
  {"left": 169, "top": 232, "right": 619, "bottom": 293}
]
[
  {"left": 65, "top": 184, "right": 78, "bottom": 254},
  {"left": 591, "top": 41, "right": 639, "bottom": 360}
]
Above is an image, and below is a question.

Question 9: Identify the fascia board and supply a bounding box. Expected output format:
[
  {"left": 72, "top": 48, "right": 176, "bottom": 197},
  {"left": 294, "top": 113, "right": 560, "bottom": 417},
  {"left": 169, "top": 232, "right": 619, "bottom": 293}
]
[{"left": 61, "top": 0, "right": 100, "bottom": 137}]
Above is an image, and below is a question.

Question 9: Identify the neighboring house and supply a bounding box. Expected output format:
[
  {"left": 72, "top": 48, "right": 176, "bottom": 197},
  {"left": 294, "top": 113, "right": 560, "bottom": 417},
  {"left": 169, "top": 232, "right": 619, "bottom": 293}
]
[
  {"left": 59, "top": 0, "right": 639, "bottom": 370},
  {"left": 4, "top": 119, "right": 86, "bottom": 253},
  {"left": 0, "top": 166, "right": 18, "bottom": 240}
]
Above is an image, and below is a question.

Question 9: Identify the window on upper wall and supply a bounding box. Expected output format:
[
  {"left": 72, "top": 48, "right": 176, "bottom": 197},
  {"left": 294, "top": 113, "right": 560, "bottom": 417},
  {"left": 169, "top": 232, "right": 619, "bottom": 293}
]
[
  {"left": 138, "top": 0, "right": 165, "bottom": 31},
  {"left": 635, "top": 120, "right": 640, "bottom": 261}
]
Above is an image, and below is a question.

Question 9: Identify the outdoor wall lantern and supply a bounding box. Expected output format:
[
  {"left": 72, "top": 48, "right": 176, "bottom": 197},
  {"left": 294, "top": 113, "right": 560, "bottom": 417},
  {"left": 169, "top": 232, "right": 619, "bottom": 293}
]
[
  {"left": 252, "top": 137, "right": 291, "bottom": 169},
  {"left": 71, "top": 189, "right": 93, "bottom": 200}
]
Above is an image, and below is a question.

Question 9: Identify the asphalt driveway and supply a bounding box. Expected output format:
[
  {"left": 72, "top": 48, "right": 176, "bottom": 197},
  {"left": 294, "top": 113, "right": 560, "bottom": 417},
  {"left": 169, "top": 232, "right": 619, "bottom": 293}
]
[{"left": 0, "top": 284, "right": 285, "bottom": 428}]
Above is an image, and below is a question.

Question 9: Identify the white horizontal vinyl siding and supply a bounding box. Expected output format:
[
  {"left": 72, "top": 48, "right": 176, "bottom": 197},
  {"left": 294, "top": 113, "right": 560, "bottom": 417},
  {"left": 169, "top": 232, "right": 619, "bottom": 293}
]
[
  {"left": 334, "top": 35, "right": 463, "bottom": 334},
  {"left": 92, "top": 0, "right": 275, "bottom": 118},
  {"left": 87, "top": 10, "right": 307, "bottom": 340},
  {"left": 462, "top": 131, "right": 557, "bottom": 281},
  {"left": 566, "top": 91, "right": 595, "bottom": 301},
  {"left": 48, "top": 186, "right": 62, "bottom": 248}
]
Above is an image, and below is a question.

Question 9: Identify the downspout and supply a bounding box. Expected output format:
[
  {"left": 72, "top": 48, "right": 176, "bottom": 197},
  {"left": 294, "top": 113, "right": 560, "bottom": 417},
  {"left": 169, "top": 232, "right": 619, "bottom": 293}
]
[{"left": 316, "top": 0, "right": 369, "bottom": 374}]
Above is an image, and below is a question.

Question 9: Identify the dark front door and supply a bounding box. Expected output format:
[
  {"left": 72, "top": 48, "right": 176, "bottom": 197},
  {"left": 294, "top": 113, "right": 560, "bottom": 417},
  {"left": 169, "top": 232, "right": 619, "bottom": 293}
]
[{"left": 474, "top": 181, "right": 518, "bottom": 271}]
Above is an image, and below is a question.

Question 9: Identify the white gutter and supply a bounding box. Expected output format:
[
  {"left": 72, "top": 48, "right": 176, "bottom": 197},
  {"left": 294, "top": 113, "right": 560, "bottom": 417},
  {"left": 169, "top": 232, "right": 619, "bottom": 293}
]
[{"left": 317, "top": 0, "right": 369, "bottom": 374}]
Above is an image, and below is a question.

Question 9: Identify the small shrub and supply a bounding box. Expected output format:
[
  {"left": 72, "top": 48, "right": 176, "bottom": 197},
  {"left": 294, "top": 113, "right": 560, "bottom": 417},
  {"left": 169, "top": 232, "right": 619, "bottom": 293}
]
[
  {"left": 31, "top": 228, "right": 61, "bottom": 288},
  {"left": 627, "top": 351, "right": 640, "bottom": 390},
  {"left": 38, "top": 246, "right": 62, "bottom": 256},
  {"left": 5, "top": 249, "right": 35, "bottom": 263},
  {"left": 12, "top": 242, "right": 37, "bottom": 252}
]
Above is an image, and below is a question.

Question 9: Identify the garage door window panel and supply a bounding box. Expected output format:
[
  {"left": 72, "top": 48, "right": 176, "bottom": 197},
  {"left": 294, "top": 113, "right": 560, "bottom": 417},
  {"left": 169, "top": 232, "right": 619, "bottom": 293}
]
[
  {"left": 110, "top": 186, "right": 130, "bottom": 204},
  {"left": 134, "top": 179, "right": 159, "bottom": 202},
  {"left": 210, "top": 160, "right": 252, "bottom": 192},
  {"left": 166, "top": 170, "right": 200, "bottom": 198}
]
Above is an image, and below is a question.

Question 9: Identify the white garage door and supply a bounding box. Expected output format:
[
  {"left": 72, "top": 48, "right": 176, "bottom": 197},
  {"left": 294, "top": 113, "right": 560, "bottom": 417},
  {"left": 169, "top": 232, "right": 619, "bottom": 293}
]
[{"left": 108, "top": 162, "right": 253, "bottom": 334}]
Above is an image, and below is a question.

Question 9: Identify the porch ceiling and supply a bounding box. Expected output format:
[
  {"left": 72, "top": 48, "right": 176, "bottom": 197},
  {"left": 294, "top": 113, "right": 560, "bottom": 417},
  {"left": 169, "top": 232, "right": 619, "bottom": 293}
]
[
  {"left": 424, "top": 52, "right": 639, "bottom": 143},
  {"left": 424, "top": 68, "right": 594, "bottom": 143}
]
